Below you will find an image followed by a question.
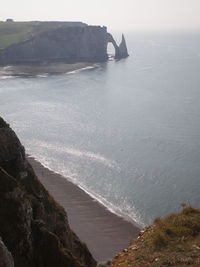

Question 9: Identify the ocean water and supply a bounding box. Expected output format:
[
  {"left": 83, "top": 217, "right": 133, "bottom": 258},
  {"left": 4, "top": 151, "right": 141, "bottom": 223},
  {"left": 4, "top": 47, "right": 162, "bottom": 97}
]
[{"left": 0, "top": 32, "right": 200, "bottom": 225}]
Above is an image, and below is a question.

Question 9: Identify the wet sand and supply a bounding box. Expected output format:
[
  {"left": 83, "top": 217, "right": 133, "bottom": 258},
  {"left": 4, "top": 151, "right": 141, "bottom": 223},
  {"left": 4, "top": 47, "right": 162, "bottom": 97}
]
[
  {"left": 28, "top": 156, "right": 141, "bottom": 263},
  {"left": 0, "top": 62, "right": 95, "bottom": 77}
]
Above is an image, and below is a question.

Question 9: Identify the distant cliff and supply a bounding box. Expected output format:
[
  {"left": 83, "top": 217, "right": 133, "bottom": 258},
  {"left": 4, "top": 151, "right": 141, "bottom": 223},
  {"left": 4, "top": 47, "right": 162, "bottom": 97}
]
[
  {"left": 0, "top": 117, "right": 96, "bottom": 267},
  {"left": 0, "top": 22, "right": 128, "bottom": 65}
]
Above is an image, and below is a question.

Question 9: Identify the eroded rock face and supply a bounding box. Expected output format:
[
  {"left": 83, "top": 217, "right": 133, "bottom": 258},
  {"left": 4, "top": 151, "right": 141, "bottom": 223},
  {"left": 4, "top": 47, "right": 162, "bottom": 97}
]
[
  {"left": 0, "top": 25, "right": 129, "bottom": 65},
  {"left": 0, "top": 237, "right": 14, "bottom": 267},
  {"left": 106, "top": 33, "right": 129, "bottom": 59},
  {"left": 0, "top": 117, "right": 96, "bottom": 267},
  {"left": 0, "top": 118, "right": 26, "bottom": 179},
  {"left": 0, "top": 26, "right": 108, "bottom": 65},
  {"left": 118, "top": 34, "right": 129, "bottom": 59}
]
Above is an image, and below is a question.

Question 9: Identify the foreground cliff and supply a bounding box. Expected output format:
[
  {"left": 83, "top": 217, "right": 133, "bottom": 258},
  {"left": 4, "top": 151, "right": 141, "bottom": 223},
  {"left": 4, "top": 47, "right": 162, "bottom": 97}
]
[
  {"left": 112, "top": 207, "right": 200, "bottom": 267},
  {"left": 0, "top": 237, "right": 14, "bottom": 267},
  {"left": 0, "top": 117, "right": 96, "bottom": 267},
  {"left": 0, "top": 21, "right": 128, "bottom": 65}
]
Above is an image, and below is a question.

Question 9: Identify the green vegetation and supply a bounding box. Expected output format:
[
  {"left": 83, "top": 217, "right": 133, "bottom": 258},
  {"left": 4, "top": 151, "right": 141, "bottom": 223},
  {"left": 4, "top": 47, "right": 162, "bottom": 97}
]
[
  {"left": 151, "top": 207, "right": 200, "bottom": 250},
  {"left": 112, "top": 206, "right": 200, "bottom": 267},
  {"left": 0, "top": 22, "right": 36, "bottom": 49},
  {"left": 0, "top": 21, "right": 78, "bottom": 50}
]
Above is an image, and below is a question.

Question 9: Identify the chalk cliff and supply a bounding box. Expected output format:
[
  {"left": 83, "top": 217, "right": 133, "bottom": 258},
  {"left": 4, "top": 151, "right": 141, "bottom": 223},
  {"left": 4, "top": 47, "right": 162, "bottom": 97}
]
[
  {"left": 0, "top": 117, "right": 96, "bottom": 267},
  {"left": 0, "top": 23, "right": 128, "bottom": 65},
  {"left": 118, "top": 34, "right": 129, "bottom": 58}
]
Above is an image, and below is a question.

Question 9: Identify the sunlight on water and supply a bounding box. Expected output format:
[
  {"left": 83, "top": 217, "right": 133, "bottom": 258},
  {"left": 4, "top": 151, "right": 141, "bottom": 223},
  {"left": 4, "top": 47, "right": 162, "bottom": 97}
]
[{"left": 0, "top": 32, "right": 200, "bottom": 225}]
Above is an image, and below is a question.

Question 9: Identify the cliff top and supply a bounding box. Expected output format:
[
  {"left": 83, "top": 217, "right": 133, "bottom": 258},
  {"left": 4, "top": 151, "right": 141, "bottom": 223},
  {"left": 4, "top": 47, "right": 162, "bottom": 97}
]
[
  {"left": 0, "top": 21, "right": 87, "bottom": 50},
  {"left": 111, "top": 206, "right": 200, "bottom": 267}
]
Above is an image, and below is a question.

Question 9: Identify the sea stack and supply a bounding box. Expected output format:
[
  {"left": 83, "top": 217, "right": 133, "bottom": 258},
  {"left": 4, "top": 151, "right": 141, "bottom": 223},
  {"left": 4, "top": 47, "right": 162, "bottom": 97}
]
[
  {"left": 119, "top": 34, "right": 129, "bottom": 58},
  {"left": 106, "top": 32, "right": 129, "bottom": 60}
]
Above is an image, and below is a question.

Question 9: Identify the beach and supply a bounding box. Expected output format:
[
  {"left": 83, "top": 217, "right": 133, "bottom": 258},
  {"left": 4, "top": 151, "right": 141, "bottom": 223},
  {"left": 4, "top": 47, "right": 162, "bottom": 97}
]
[
  {"left": 28, "top": 156, "right": 141, "bottom": 263},
  {"left": 0, "top": 62, "right": 95, "bottom": 77}
]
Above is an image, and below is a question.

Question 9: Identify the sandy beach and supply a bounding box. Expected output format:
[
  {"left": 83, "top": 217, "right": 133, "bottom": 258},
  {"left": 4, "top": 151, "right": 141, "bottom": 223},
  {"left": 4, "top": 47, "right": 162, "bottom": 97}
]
[
  {"left": 28, "top": 156, "right": 141, "bottom": 263},
  {"left": 0, "top": 62, "right": 95, "bottom": 77}
]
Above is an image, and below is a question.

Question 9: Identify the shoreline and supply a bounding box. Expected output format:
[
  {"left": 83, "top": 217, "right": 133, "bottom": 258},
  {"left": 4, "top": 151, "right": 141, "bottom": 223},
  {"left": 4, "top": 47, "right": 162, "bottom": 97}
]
[
  {"left": 32, "top": 155, "right": 141, "bottom": 226},
  {"left": 28, "top": 156, "right": 141, "bottom": 263},
  {"left": 0, "top": 62, "right": 97, "bottom": 77}
]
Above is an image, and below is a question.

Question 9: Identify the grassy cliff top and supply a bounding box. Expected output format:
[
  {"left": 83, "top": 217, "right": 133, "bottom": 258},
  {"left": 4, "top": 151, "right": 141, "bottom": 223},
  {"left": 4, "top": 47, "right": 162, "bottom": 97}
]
[
  {"left": 112, "top": 206, "right": 200, "bottom": 267},
  {"left": 0, "top": 21, "right": 86, "bottom": 50}
]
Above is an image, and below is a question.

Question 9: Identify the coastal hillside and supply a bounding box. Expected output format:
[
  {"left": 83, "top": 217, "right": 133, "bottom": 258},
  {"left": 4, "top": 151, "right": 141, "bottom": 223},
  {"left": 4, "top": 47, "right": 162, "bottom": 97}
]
[
  {"left": 0, "top": 21, "right": 128, "bottom": 65},
  {"left": 111, "top": 207, "right": 200, "bottom": 267},
  {"left": 0, "top": 116, "right": 96, "bottom": 267},
  {"left": 0, "top": 21, "right": 86, "bottom": 49},
  {"left": 2, "top": 114, "right": 200, "bottom": 267}
]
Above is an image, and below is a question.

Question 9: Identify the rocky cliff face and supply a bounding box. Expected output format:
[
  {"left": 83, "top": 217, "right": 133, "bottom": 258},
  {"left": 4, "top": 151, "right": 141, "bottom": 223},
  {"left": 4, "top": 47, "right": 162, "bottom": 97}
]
[
  {"left": 0, "top": 237, "right": 14, "bottom": 267},
  {"left": 0, "top": 117, "right": 96, "bottom": 267},
  {"left": 106, "top": 33, "right": 129, "bottom": 60},
  {"left": 118, "top": 34, "right": 129, "bottom": 59},
  {"left": 0, "top": 24, "right": 128, "bottom": 65}
]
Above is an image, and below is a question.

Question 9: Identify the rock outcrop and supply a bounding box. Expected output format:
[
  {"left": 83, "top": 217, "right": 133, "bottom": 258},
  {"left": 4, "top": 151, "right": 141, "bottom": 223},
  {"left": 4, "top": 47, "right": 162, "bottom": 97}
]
[
  {"left": 0, "top": 117, "right": 96, "bottom": 267},
  {"left": 118, "top": 34, "right": 129, "bottom": 58},
  {"left": 0, "top": 23, "right": 128, "bottom": 65},
  {"left": 0, "top": 237, "right": 14, "bottom": 267},
  {"left": 106, "top": 33, "right": 129, "bottom": 60}
]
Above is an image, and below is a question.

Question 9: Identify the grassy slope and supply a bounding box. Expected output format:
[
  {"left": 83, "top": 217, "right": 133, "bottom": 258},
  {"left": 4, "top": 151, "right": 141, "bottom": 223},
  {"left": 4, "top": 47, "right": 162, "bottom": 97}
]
[
  {"left": 0, "top": 21, "right": 83, "bottom": 50},
  {"left": 112, "top": 207, "right": 200, "bottom": 267},
  {"left": 0, "top": 22, "right": 37, "bottom": 49}
]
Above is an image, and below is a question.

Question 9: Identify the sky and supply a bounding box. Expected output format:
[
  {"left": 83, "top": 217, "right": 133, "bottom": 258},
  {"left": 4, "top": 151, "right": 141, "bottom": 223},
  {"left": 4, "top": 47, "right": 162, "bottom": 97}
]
[{"left": 1, "top": 0, "right": 200, "bottom": 32}]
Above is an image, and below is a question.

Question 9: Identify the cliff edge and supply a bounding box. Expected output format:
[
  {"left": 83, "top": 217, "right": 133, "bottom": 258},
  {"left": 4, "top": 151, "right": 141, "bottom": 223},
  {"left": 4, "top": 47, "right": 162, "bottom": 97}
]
[
  {"left": 111, "top": 207, "right": 200, "bottom": 267},
  {"left": 0, "top": 117, "right": 96, "bottom": 267}
]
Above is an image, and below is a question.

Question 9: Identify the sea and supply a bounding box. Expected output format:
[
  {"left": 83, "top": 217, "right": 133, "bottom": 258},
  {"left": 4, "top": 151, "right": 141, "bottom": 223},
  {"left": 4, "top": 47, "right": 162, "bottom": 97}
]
[{"left": 0, "top": 31, "right": 200, "bottom": 226}]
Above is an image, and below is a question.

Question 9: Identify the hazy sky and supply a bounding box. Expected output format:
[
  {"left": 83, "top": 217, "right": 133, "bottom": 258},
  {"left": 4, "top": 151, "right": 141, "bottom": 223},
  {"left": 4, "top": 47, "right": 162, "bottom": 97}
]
[{"left": 1, "top": 0, "right": 200, "bottom": 32}]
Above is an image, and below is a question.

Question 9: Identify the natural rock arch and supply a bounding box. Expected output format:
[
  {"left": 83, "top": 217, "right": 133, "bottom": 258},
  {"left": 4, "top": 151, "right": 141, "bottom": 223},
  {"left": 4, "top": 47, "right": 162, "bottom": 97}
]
[
  {"left": 107, "top": 33, "right": 129, "bottom": 59},
  {"left": 0, "top": 25, "right": 129, "bottom": 65}
]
